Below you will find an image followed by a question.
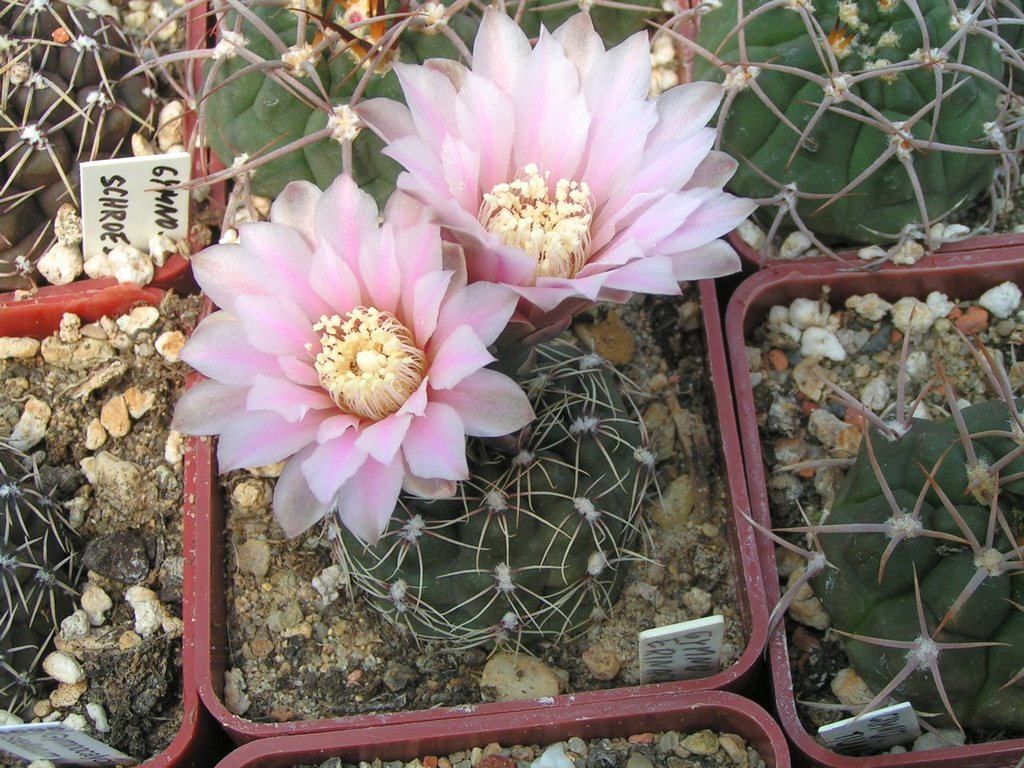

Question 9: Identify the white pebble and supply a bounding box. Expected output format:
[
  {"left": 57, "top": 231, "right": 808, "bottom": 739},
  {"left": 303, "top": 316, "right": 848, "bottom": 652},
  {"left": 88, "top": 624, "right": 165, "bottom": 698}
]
[
  {"left": 82, "top": 251, "right": 114, "bottom": 279},
  {"left": 312, "top": 565, "right": 346, "bottom": 605},
  {"left": 156, "top": 101, "right": 185, "bottom": 151},
  {"left": 531, "top": 743, "right": 575, "bottom": 768},
  {"left": 62, "top": 713, "right": 88, "bottom": 732},
  {"left": 0, "top": 711, "right": 24, "bottom": 726},
  {"left": 856, "top": 244, "right": 887, "bottom": 262},
  {"left": 779, "top": 230, "right": 813, "bottom": 260},
  {"left": 125, "top": 586, "right": 164, "bottom": 638},
  {"left": 845, "top": 293, "right": 891, "bottom": 322},
  {"left": 801, "top": 327, "right": 846, "bottom": 361},
  {"left": 890, "top": 297, "right": 936, "bottom": 334},
  {"left": 788, "top": 297, "right": 831, "bottom": 330},
  {"left": 42, "top": 651, "right": 85, "bottom": 685},
  {"left": 860, "top": 376, "right": 891, "bottom": 411},
  {"left": 767, "top": 304, "right": 790, "bottom": 326},
  {"left": 107, "top": 244, "right": 154, "bottom": 285},
  {"left": 979, "top": 281, "right": 1022, "bottom": 319},
  {"left": 9, "top": 396, "right": 51, "bottom": 451},
  {"left": 85, "top": 418, "right": 108, "bottom": 451},
  {"left": 37, "top": 242, "right": 84, "bottom": 285},
  {"left": 85, "top": 702, "right": 110, "bottom": 733},
  {"left": 925, "top": 291, "right": 955, "bottom": 319},
  {"left": 132, "top": 132, "right": 155, "bottom": 157},
  {"left": 889, "top": 240, "right": 924, "bottom": 265},
  {"left": 116, "top": 305, "right": 161, "bottom": 336},
  {"left": 165, "top": 430, "right": 185, "bottom": 465},
  {"left": 155, "top": 330, "right": 186, "bottom": 362},
  {"left": 736, "top": 219, "right": 765, "bottom": 250},
  {"left": 81, "top": 584, "right": 113, "bottom": 626},
  {"left": 0, "top": 337, "right": 40, "bottom": 359},
  {"left": 148, "top": 233, "right": 177, "bottom": 267},
  {"left": 904, "top": 350, "right": 929, "bottom": 381},
  {"left": 60, "top": 609, "right": 91, "bottom": 639},
  {"left": 27, "top": 761, "right": 57, "bottom": 768}
]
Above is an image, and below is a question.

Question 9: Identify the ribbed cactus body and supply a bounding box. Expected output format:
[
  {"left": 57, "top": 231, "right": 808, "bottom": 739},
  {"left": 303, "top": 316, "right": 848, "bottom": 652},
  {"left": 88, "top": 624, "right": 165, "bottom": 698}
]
[
  {"left": 0, "top": 441, "right": 77, "bottom": 715},
  {"left": 693, "top": 0, "right": 1011, "bottom": 244},
  {"left": 0, "top": 0, "right": 155, "bottom": 281},
  {"left": 203, "top": 0, "right": 473, "bottom": 203},
  {"left": 333, "top": 342, "right": 654, "bottom": 647},
  {"left": 812, "top": 400, "right": 1024, "bottom": 730}
]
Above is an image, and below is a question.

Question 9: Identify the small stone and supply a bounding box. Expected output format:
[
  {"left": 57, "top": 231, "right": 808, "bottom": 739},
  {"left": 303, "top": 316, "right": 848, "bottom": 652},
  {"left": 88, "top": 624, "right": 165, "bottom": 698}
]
[
  {"left": 652, "top": 474, "right": 694, "bottom": 528},
  {"left": 100, "top": 394, "right": 131, "bottom": 438},
  {"left": 62, "top": 713, "right": 88, "bottom": 732},
  {"left": 84, "top": 418, "right": 107, "bottom": 451},
  {"left": 312, "top": 564, "right": 346, "bottom": 605},
  {"left": 791, "top": 358, "right": 828, "bottom": 401},
  {"left": 224, "top": 669, "right": 251, "bottom": 716},
  {"left": 82, "top": 530, "right": 150, "bottom": 583},
  {"left": 890, "top": 297, "right": 936, "bottom": 334},
  {"left": 831, "top": 667, "right": 874, "bottom": 708},
  {"left": 859, "top": 376, "right": 890, "bottom": 412},
  {"left": 80, "top": 584, "right": 113, "bottom": 626},
  {"left": 42, "top": 651, "right": 85, "bottom": 684},
  {"left": 9, "top": 396, "right": 51, "bottom": 451},
  {"left": 85, "top": 702, "right": 110, "bottom": 733},
  {"left": 736, "top": 219, "right": 765, "bottom": 250},
  {"left": 116, "top": 305, "right": 161, "bottom": 336},
  {"left": 155, "top": 330, "right": 186, "bottom": 362},
  {"left": 124, "top": 386, "right": 156, "bottom": 419},
  {"left": 925, "top": 291, "right": 955, "bottom": 319},
  {"left": 889, "top": 240, "right": 924, "bottom": 266},
  {"left": 156, "top": 100, "right": 185, "bottom": 151},
  {"left": 0, "top": 711, "right": 23, "bottom": 726},
  {"left": 800, "top": 327, "right": 846, "bottom": 362},
  {"left": 682, "top": 586, "right": 713, "bottom": 616},
  {"left": 624, "top": 754, "right": 653, "bottom": 768},
  {"left": 788, "top": 297, "right": 830, "bottom": 330},
  {"left": 119, "top": 630, "right": 143, "bottom": 650},
  {"left": 80, "top": 452, "right": 156, "bottom": 527},
  {"left": 786, "top": 570, "right": 830, "bottom": 630},
  {"left": 106, "top": 244, "right": 154, "bottom": 285},
  {"left": 643, "top": 402, "right": 675, "bottom": 460},
  {"left": 779, "top": 231, "right": 812, "bottom": 260},
  {"left": 581, "top": 644, "right": 621, "bottom": 681},
  {"left": 574, "top": 311, "right": 635, "bottom": 365},
  {"left": 477, "top": 757, "right": 514, "bottom": 768},
  {"left": 681, "top": 730, "right": 720, "bottom": 756},
  {"left": 955, "top": 305, "right": 989, "bottom": 334},
  {"left": 33, "top": 700, "right": 52, "bottom": 718},
  {"left": 382, "top": 662, "right": 417, "bottom": 693},
  {"left": 49, "top": 681, "right": 87, "bottom": 708},
  {"left": 979, "top": 281, "right": 1021, "bottom": 319},
  {"left": 718, "top": 734, "right": 748, "bottom": 766},
  {"left": 531, "top": 744, "right": 574, "bottom": 768},
  {"left": 236, "top": 539, "right": 272, "bottom": 578},
  {"left": 766, "top": 348, "right": 788, "bottom": 371},
  {"left": 480, "top": 652, "right": 564, "bottom": 701},
  {"left": 59, "top": 610, "right": 90, "bottom": 639},
  {"left": 125, "top": 586, "right": 165, "bottom": 638},
  {"left": 845, "top": 293, "right": 892, "bottom": 322},
  {"left": 148, "top": 233, "right": 177, "bottom": 267},
  {"left": 0, "top": 337, "right": 40, "bottom": 359},
  {"left": 37, "top": 242, "right": 83, "bottom": 285},
  {"left": 911, "top": 729, "right": 965, "bottom": 752},
  {"left": 132, "top": 132, "right": 155, "bottom": 156},
  {"left": 856, "top": 245, "right": 887, "bottom": 262},
  {"left": 53, "top": 204, "right": 82, "bottom": 246},
  {"left": 165, "top": 430, "right": 185, "bottom": 465}
]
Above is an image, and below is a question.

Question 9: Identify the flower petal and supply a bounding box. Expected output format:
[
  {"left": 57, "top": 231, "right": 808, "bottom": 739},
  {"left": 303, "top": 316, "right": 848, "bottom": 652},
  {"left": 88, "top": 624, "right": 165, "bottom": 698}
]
[
  {"left": 247, "top": 373, "right": 334, "bottom": 422},
  {"left": 313, "top": 174, "right": 380, "bottom": 277},
  {"left": 428, "top": 323, "right": 497, "bottom": 389},
  {"left": 355, "top": 97, "right": 416, "bottom": 143},
  {"left": 172, "top": 379, "right": 248, "bottom": 435},
  {"left": 270, "top": 180, "right": 321, "bottom": 245},
  {"left": 301, "top": 430, "right": 368, "bottom": 504},
  {"left": 552, "top": 13, "right": 604, "bottom": 78},
  {"left": 180, "top": 312, "right": 277, "bottom": 386},
  {"left": 473, "top": 9, "right": 532, "bottom": 96},
  {"left": 657, "top": 192, "right": 758, "bottom": 254},
  {"left": 408, "top": 268, "right": 453, "bottom": 346},
  {"left": 667, "top": 239, "right": 743, "bottom": 281},
  {"left": 455, "top": 73, "right": 514, "bottom": 195},
  {"left": 431, "top": 368, "right": 534, "bottom": 437},
  {"left": 432, "top": 281, "right": 518, "bottom": 349},
  {"left": 273, "top": 446, "right": 331, "bottom": 538},
  {"left": 233, "top": 294, "right": 317, "bottom": 357},
  {"left": 217, "top": 409, "right": 323, "bottom": 472},
  {"left": 355, "top": 413, "right": 412, "bottom": 464},
  {"left": 395, "top": 61, "right": 459, "bottom": 150},
  {"left": 402, "top": 402, "right": 468, "bottom": 481},
  {"left": 335, "top": 456, "right": 406, "bottom": 544}
]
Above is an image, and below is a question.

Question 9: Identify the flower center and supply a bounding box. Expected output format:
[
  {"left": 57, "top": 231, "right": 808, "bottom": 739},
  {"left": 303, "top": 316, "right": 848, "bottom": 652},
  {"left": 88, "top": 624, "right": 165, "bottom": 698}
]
[
  {"left": 479, "top": 163, "right": 593, "bottom": 280},
  {"left": 313, "top": 307, "right": 425, "bottom": 421}
]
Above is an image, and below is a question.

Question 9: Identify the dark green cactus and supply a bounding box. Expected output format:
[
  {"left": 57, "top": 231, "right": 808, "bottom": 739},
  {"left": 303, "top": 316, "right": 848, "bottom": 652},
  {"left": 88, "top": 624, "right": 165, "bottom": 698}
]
[
  {"left": 809, "top": 393, "right": 1024, "bottom": 730},
  {"left": 332, "top": 341, "right": 654, "bottom": 647},
  {"left": 691, "top": 0, "right": 1022, "bottom": 249},
  {"left": 200, "top": 0, "right": 476, "bottom": 204},
  {"left": 0, "top": 440, "right": 77, "bottom": 716},
  {"left": 0, "top": 0, "right": 156, "bottom": 288}
]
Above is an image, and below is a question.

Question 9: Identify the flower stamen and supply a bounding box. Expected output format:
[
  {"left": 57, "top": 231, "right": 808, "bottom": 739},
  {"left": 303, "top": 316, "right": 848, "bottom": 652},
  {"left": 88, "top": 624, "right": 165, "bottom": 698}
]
[
  {"left": 479, "top": 163, "right": 594, "bottom": 280},
  {"left": 313, "top": 307, "right": 425, "bottom": 421}
]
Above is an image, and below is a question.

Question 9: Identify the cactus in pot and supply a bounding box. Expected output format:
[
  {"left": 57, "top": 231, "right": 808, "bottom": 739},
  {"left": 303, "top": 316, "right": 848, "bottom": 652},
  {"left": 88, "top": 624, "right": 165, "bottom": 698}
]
[
  {"left": 0, "top": 439, "right": 78, "bottom": 716},
  {"left": 689, "top": 0, "right": 1024, "bottom": 256},
  {"left": 0, "top": 0, "right": 157, "bottom": 288}
]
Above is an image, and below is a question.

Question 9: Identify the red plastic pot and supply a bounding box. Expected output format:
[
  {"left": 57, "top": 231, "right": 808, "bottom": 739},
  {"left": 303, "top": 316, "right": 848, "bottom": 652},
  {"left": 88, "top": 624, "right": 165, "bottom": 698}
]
[
  {"left": 211, "top": 691, "right": 790, "bottom": 768},
  {"left": 0, "top": 288, "right": 230, "bottom": 767},
  {"left": 186, "top": 278, "right": 771, "bottom": 744},
  {"left": 725, "top": 241, "right": 1024, "bottom": 767}
]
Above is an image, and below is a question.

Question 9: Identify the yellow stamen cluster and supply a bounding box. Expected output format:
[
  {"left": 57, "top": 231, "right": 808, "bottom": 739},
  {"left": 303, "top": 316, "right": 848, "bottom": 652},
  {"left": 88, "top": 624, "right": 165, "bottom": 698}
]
[
  {"left": 313, "top": 307, "right": 425, "bottom": 421},
  {"left": 479, "top": 163, "right": 594, "bottom": 280}
]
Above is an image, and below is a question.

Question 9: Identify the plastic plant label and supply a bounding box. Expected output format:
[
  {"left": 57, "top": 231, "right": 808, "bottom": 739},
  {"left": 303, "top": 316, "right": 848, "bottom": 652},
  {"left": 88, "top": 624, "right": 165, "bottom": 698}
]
[
  {"left": 0, "top": 722, "right": 133, "bottom": 765},
  {"left": 818, "top": 702, "right": 922, "bottom": 754},
  {"left": 638, "top": 614, "right": 724, "bottom": 684},
  {"left": 80, "top": 152, "right": 191, "bottom": 258}
]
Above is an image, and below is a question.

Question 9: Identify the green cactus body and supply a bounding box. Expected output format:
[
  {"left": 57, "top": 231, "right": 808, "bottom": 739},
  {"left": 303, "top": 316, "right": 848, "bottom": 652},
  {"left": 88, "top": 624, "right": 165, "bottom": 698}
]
[
  {"left": 812, "top": 400, "right": 1024, "bottom": 730},
  {"left": 0, "top": 0, "right": 155, "bottom": 285},
  {"left": 692, "top": 0, "right": 1011, "bottom": 244},
  {"left": 332, "top": 342, "right": 654, "bottom": 647},
  {"left": 202, "top": 0, "right": 474, "bottom": 203},
  {"left": 0, "top": 441, "right": 77, "bottom": 715}
]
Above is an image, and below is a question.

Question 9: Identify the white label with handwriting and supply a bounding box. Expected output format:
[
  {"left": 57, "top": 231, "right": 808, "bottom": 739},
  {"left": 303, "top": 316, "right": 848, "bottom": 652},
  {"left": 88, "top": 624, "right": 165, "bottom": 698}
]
[
  {"left": 80, "top": 152, "right": 191, "bottom": 258},
  {"left": 0, "top": 722, "right": 134, "bottom": 765},
  {"left": 818, "top": 702, "right": 921, "bottom": 754},
  {"left": 638, "top": 615, "right": 724, "bottom": 684}
]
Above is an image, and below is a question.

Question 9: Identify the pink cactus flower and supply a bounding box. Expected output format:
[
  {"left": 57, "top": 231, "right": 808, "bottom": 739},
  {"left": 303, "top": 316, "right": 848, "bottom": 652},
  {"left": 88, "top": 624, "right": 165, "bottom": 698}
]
[
  {"left": 357, "top": 10, "right": 756, "bottom": 336},
  {"left": 173, "top": 176, "right": 534, "bottom": 543}
]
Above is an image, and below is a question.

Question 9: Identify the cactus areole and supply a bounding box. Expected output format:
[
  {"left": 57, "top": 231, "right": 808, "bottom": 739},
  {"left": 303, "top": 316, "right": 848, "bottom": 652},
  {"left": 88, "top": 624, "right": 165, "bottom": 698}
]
[
  {"left": 693, "top": 0, "right": 1014, "bottom": 245},
  {"left": 813, "top": 400, "right": 1024, "bottom": 730}
]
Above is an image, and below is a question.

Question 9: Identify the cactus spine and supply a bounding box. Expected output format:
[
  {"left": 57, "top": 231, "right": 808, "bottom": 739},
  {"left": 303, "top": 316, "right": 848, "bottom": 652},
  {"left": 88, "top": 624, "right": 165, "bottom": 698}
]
[{"left": 332, "top": 341, "right": 654, "bottom": 648}]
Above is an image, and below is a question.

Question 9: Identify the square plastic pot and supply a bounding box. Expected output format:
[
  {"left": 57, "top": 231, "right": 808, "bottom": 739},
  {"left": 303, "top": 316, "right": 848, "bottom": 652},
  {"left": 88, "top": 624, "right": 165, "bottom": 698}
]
[
  {"left": 211, "top": 691, "right": 790, "bottom": 768},
  {"left": 186, "top": 278, "right": 771, "bottom": 743},
  {"left": 725, "top": 242, "right": 1024, "bottom": 767},
  {"left": 0, "top": 287, "right": 229, "bottom": 768}
]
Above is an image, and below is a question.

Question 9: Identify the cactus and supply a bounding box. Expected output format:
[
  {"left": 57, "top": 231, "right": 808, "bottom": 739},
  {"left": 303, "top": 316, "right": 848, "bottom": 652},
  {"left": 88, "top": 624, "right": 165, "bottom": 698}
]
[
  {"left": 196, "top": 0, "right": 477, "bottom": 204},
  {"left": 332, "top": 341, "right": 655, "bottom": 648},
  {"left": 689, "top": 0, "right": 1024, "bottom": 254},
  {"left": 771, "top": 333, "right": 1024, "bottom": 731},
  {"left": 0, "top": 0, "right": 157, "bottom": 288},
  {"left": 0, "top": 439, "right": 77, "bottom": 716}
]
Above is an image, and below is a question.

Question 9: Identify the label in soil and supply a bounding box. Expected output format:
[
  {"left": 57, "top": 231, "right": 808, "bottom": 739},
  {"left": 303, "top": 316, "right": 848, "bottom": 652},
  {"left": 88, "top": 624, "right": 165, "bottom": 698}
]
[
  {"left": 817, "top": 702, "right": 921, "bottom": 754},
  {"left": 638, "top": 614, "right": 724, "bottom": 683},
  {"left": 0, "top": 722, "right": 134, "bottom": 765},
  {"left": 80, "top": 152, "right": 191, "bottom": 258}
]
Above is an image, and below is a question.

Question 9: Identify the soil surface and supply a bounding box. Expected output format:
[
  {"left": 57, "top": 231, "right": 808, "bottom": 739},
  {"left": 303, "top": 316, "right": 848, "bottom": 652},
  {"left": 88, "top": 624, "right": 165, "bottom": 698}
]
[
  {"left": 746, "top": 280, "right": 1024, "bottom": 754},
  {"left": 219, "top": 286, "right": 750, "bottom": 724},
  {"left": 0, "top": 292, "right": 204, "bottom": 765}
]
